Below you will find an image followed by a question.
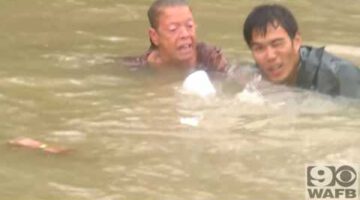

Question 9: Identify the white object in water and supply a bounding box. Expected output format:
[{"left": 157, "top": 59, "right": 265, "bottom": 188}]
[
  {"left": 182, "top": 70, "right": 216, "bottom": 97},
  {"left": 180, "top": 117, "right": 200, "bottom": 127},
  {"left": 236, "top": 84, "right": 265, "bottom": 105}
]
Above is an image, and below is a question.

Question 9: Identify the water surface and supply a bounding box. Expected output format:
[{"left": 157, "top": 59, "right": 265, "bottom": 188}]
[{"left": 1, "top": 0, "right": 360, "bottom": 199}]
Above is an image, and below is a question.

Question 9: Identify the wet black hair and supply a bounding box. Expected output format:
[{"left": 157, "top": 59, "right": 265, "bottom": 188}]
[
  {"left": 243, "top": 4, "right": 299, "bottom": 47},
  {"left": 148, "top": 0, "right": 189, "bottom": 29},
  {"left": 147, "top": 0, "right": 190, "bottom": 49}
]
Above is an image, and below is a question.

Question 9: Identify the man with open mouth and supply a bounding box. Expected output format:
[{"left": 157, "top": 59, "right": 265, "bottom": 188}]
[{"left": 243, "top": 4, "right": 360, "bottom": 99}]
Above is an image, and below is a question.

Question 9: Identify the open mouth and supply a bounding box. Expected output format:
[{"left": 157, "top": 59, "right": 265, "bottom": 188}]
[
  {"left": 268, "top": 64, "right": 283, "bottom": 78},
  {"left": 178, "top": 44, "right": 193, "bottom": 54}
]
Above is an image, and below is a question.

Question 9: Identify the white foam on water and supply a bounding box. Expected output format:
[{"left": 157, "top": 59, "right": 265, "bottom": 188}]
[
  {"left": 236, "top": 88, "right": 266, "bottom": 105},
  {"left": 100, "top": 36, "right": 128, "bottom": 42},
  {"left": 236, "top": 74, "right": 266, "bottom": 105},
  {"left": 237, "top": 87, "right": 265, "bottom": 105},
  {"left": 180, "top": 116, "right": 202, "bottom": 127},
  {"left": 50, "top": 130, "right": 87, "bottom": 142}
]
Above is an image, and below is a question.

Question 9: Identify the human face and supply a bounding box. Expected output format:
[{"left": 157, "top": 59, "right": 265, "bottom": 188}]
[
  {"left": 149, "top": 6, "right": 197, "bottom": 66},
  {"left": 250, "top": 23, "right": 302, "bottom": 85}
]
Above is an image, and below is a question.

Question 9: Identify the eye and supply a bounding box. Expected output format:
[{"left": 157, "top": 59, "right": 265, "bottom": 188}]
[
  {"left": 252, "top": 45, "right": 265, "bottom": 53},
  {"left": 186, "top": 21, "right": 194, "bottom": 29},
  {"left": 272, "top": 40, "right": 284, "bottom": 48},
  {"left": 168, "top": 24, "right": 178, "bottom": 33}
]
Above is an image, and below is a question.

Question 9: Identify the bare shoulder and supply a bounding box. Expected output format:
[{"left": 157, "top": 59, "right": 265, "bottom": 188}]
[{"left": 120, "top": 51, "right": 150, "bottom": 70}]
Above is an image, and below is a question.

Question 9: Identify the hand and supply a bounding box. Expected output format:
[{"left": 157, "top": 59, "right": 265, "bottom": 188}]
[{"left": 209, "top": 49, "right": 228, "bottom": 72}]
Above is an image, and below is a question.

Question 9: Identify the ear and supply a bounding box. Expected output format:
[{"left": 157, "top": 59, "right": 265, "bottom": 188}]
[
  {"left": 293, "top": 32, "right": 302, "bottom": 51},
  {"left": 149, "top": 28, "right": 159, "bottom": 47}
]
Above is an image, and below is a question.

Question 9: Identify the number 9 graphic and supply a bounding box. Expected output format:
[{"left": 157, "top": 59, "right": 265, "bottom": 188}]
[{"left": 309, "top": 166, "right": 334, "bottom": 187}]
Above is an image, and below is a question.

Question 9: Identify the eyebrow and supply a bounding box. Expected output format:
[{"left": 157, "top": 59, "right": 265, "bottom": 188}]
[
  {"left": 271, "top": 38, "right": 285, "bottom": 43},
  {"left": 251, "top": 37, "right": 285, "bottom": 46}
]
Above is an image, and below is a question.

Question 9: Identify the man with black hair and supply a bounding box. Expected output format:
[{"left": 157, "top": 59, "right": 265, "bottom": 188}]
[
  {"left": 123, "top": 0, "right": 227, "bottom": 72},
  {"left": 243, "top": 4, "right": 360, "bottom": 98}
]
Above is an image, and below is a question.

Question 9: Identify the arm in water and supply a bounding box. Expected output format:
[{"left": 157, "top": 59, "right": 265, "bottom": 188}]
[
  {"left": 8, "top": 137, "right": 70, "bottom": 154},
  {"left": 335, "top": 60, "right": 360, "bottom": 98}
]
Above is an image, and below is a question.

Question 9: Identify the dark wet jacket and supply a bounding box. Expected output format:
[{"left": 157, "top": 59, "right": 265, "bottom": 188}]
[
  {"left": 296, "top": 46, "right": 360, "bottom": 98},
  {"left": 121, "top": 42, "right": 227, "bottom": 72}
]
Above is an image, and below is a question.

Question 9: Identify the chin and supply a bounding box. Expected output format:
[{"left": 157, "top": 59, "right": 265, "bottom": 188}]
[
  {"left": 178, "top": 55, "right": 196, "bottom": 63},
  {"left": 269, "top": 76, "right": 286, "bottom": 84}
]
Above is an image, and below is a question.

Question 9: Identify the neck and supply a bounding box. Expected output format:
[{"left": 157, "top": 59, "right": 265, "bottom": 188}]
[
  {"left": 147, "top": 49, "right": 197, "bottom": 70},
  {"left": 286, "top": 56, "right": 301, "bottom": 86}
]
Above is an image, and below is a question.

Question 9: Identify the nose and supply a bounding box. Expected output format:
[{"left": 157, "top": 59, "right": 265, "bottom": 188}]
[
  {"left": 179, "top": 26, "right": 190, "bottom": 38},
  {"left": 265, "top": 47, "right": 277, "bottom": 61}
]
